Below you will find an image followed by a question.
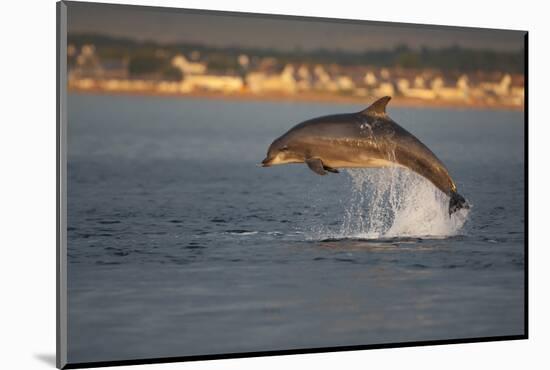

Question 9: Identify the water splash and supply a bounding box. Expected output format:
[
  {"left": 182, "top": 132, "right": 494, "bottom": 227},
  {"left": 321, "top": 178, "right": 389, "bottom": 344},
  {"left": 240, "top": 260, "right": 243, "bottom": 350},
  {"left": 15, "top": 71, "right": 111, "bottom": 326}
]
[{"left": 310, "top": 167, "right": 469, "bottom": 240}]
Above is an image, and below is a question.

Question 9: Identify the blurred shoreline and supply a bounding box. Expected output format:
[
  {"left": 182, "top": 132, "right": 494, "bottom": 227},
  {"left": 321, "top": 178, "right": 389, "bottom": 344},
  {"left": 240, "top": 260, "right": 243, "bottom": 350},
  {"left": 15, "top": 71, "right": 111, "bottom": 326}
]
[
  {"left": 68, "top": 86, "right": 523, "bottom": 111},
  {"left": 68, "top": 36, "right": 525, "bottom": 113}
]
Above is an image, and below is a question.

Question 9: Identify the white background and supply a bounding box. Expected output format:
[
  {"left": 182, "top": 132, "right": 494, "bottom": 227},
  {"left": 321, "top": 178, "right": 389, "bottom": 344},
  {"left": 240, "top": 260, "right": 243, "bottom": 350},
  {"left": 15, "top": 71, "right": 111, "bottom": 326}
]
[{"left": 1, "top": 0, "right": 547, "bottom": 369}]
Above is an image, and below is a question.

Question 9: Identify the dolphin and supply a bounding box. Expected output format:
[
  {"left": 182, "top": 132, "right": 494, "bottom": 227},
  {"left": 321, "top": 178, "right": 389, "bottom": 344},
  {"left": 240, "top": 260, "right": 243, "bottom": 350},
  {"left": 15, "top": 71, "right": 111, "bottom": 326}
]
[{"left": 261, "top": 96, "right": 468, "bottom": 215}]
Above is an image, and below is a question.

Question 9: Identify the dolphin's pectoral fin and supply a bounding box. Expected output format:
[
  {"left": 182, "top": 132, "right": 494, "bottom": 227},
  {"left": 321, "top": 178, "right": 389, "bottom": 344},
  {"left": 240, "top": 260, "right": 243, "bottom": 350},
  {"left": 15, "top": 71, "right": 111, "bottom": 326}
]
[
  {"left": 323, "top": 165, "right": 339, "bottom": 174},
  {"left": 305, "top": 158, "right": 339, "bottom": 174},
  {"left": 305, "top": 158, "right": 327, "bottom": 175}
]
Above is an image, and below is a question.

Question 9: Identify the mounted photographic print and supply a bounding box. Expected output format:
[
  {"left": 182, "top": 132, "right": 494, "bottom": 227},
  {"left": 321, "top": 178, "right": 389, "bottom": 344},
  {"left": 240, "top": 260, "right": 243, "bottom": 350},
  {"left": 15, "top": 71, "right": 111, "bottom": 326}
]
[{"left": 56, "top": 1, "right": 527, "bottom": 368}]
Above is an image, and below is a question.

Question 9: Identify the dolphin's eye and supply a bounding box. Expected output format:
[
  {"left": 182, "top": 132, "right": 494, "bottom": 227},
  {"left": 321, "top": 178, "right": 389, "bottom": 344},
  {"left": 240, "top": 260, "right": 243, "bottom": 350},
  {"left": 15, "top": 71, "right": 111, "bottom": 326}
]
[{"left": 280, "top": 146, "right": 289, "bottom": 152}]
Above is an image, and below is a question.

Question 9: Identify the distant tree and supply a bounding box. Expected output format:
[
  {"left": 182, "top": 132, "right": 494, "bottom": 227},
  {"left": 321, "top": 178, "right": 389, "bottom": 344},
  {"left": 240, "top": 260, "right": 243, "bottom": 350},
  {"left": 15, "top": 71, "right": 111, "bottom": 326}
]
[
  {"left": 161, "top": 66, "right": 183, "bottom": 81},
  {"left": 397, "top": 52, "right": 420, "bottom": 68},
  {"left": 69, "top": 33, "right": 525, "bottom": 75},
  {"left": 206, "top": 53, "right": 240, "bottom": 72},
  {"left": 128, "top": 55, "right": 165, "bottom": 76}
]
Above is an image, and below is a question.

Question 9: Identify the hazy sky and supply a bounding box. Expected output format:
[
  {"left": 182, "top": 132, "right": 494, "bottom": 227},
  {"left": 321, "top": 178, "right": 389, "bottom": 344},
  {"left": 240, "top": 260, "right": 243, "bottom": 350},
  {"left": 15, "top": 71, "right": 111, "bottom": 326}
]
[{"left": 67, "top": 1, "right": 525, "bottom": 52}]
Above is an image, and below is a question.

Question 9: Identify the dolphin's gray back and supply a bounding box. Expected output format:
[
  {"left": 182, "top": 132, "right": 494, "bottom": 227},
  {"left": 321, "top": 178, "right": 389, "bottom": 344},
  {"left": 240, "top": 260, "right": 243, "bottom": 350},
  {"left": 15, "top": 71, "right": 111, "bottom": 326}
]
[
  {"left": 383, "top": 117, "right": 457, "bottom": 195},
  {"left": 287, "top": 114, "right": 362, "bottom": 138}
]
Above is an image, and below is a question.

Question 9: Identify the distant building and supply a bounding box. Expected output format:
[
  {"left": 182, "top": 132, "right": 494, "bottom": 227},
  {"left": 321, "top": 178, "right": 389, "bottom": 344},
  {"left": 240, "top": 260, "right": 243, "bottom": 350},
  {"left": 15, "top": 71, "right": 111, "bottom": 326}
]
[
  {"left": 430, "top": 76, "right": 468, "bottom": 101},
  {"left": 179, "top": 74, "right": 243, "bottom": 93},
  {"left": 246, "top": 64, "right": 297, "bottom": 94},
  {"left": 364, "top": 72, "right": 377, "bottom": 86},
  {"left": 380, "top": 68, "right": 391, "bottom": 80},
  {"left": 295, "top": 65, "right": 312, "bottom": 91},
  {"left": 67, "top": 44, "right": 77, "bottom": 57},
  {"left": 479, "top": 74, "right": 512, "bottom": 97},
  {"left": 397, "top": 77, "right": 436, "bottom": 100},
  {"left": 72, "top": 44, "right": 103, "bottom": 78},
  {"left": 171, "top": 55, "right": 207, "bottom": 75},
  {"left": 373, "top": 82, "right": 395, "bottom": 97},
  {"left": 336, "top": 76, "right": 355, "bottom": 91},
  {"left": 238, "top": 54, "right": 250, "bottom": 68}
]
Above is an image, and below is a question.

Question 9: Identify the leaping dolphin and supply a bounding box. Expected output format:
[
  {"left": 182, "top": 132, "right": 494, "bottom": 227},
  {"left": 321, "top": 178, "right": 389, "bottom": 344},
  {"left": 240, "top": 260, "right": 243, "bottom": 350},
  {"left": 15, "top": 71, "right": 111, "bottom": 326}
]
[{"left": 261, "top": 96, "right": 468, "bottom": 215}]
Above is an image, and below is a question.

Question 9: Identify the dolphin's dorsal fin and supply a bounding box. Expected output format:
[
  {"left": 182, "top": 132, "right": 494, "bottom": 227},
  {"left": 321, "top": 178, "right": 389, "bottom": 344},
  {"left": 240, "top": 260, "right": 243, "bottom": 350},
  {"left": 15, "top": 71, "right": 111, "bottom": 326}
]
[{"left": 360, "top": 96, "right": 392, "bottom": 116}]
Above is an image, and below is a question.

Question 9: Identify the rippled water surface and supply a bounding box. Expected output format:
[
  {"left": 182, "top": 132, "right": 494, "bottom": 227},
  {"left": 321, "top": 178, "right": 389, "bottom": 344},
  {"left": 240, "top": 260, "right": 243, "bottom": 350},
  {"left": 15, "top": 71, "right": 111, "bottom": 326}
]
[{"left": 67, "top": 94, "right": 525, "bottom": 363}]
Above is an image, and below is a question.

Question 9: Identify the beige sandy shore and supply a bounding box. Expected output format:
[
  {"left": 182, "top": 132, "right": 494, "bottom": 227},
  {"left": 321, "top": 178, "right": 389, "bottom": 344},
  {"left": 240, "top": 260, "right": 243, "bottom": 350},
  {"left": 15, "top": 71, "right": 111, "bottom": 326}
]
[{"left": 68, "top": 87, "right": 524, "bottom": 112}]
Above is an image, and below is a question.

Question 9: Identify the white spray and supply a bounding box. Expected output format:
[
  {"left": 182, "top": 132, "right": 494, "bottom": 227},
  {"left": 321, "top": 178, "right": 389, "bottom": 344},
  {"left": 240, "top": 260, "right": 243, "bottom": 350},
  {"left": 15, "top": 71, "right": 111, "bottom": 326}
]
[{"left": 310, "top": 167, "right": 469, "bottom": 240}]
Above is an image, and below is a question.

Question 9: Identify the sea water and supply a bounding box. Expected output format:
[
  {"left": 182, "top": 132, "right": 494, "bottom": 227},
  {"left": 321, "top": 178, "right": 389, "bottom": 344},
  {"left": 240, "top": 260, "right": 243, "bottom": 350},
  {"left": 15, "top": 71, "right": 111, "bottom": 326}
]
[{"left": 67, "top": 94, "right": 524, "bottom": 363}]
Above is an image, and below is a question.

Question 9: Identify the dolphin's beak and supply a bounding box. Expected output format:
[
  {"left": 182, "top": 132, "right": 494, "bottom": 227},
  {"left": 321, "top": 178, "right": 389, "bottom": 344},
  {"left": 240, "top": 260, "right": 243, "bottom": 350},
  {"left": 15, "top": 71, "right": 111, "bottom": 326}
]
[{"left": 261, "top": 157, "right": 272, "bottom": 167}]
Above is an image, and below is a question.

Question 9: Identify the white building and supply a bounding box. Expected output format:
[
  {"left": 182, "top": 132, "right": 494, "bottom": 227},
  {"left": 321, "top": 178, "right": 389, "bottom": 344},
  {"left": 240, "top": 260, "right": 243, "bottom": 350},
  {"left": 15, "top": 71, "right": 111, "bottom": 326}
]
[{"left": 171, "top": 55, "right": 207, "bottom": 75}]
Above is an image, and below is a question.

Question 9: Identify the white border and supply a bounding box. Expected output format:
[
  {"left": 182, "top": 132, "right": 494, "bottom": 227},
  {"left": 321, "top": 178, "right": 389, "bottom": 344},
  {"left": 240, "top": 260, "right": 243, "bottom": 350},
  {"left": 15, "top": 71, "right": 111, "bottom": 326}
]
[{"left": 2, "top": 1, "right": 548, "bottom": 369}]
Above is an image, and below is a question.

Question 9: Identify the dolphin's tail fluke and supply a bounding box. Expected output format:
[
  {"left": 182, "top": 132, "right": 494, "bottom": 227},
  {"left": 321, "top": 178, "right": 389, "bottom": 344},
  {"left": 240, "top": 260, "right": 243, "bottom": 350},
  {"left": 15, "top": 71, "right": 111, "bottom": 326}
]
[{"left": 449, "top": 191, "right": 469, "bottom": 216}]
